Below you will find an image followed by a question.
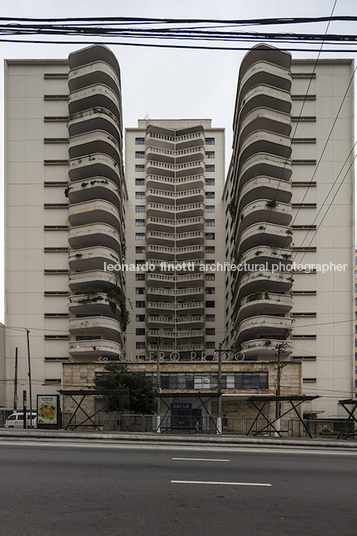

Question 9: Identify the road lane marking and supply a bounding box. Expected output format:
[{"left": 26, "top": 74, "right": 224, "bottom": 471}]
[
  {"left": 172, "top": 457, "right": 230, "bottom": 462},
  {"left": 171, "top": 480, "right": 272, "bottom": 487}
]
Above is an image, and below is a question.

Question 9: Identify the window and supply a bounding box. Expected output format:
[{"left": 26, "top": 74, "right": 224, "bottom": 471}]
[
  {"left": 136, "top": 246, "right": 145, "bottom": 254},
  {"left": 205, "top": 233, "right": 215, "bottom": 240},
  {"left": 205, "top": 219, "right": 215, "bottom": 226},
  {"left": 206, "top": 328, "right": 215, "bottom": 336},
  {"left": 205, "top": 165, "right": 215, "bottom": 172},
  {"left": 206, "top": 342, "right": 215, "bottom": 349},
  {"left": 205, "top": 274, "right": 215, "bottom": 281},
  {"left": 135, "top": 219, "right": 145, "bottom": 226},
  {"left": 205, "top": 192, "right": 215, "bottom": 200},
  {"left": 136, "top": 274, "right": 145, "bottom": 281},
  {"left": 136, "top": 342, "right": 146, "bottom": 349},
  {"left": 206, "top": 301, "right": 215, "bottom": 308},
  {"left": 135, "top": 206, "right": 145, "bottom": 213},
  {"left": 205, "top": 246, "right": 215, "bottom": 254},
  {"left": 135, "top": 178, "right": 145, "bottom": 186},
  {"left": 136, "top": 315, "right": 145, "bottom": 322},
  {"left": 205, "top": 151, "right": 215, "bottom": 159},
  {"left": 136, "top": 260, "right": 145, "bottom": 266},
  {"left": 135, "top": 192, "right": 145, "bottom": 199},
  {"left": 136, "top": 328, "right": 145, "bottom": 336},
  {"left": 205, "top": 178, "right": 215, "bottom": 186},
  {"left": 206, "top": 287, "right": 215, "bottom": 294},
  {"left": 135, "top": 151, "right": 145, "bottom": 158},
  {"left": 136, "top": 301, "right": 145, "bottom": 308},
  {"left": 135, "top": 165, "right": 145, "bottom": 172},
  {"left": 206, "top": 315, "right": 215, "bottom": 321},
  {"left": 303, "top": 378, "right": 317, "bottom": 383},
  {"left": 135, "top": 138, "right": 145, "bottom": 145},
  {"left": 205, "top": 138, "right": 215, "bottom": 145},
  {"left": 136, "top": 288, "right": 145, "bottom": 295},
  {"left": 136, "top": 233, "right": 145, "bottom": 239},
  {"left": 206, "top": 260, "right": 215, "bottom": 265},
  {"left": 205, "top": 206, "right": 215, "bottom": 213}
]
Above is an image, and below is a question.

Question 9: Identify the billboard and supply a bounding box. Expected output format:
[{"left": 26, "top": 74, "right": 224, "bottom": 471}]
[{"left": 37, "top": 395, "right": 60, "bottom": 428}]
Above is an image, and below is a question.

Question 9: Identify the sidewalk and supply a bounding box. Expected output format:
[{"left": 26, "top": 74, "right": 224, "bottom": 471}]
[{"left": 0, "top": 428, "right": 356, "bottom": 448}]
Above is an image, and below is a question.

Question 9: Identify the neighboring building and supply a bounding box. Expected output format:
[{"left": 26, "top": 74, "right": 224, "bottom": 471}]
[
  {"left": 125, "top": 119, "right": 225, "bottom": 364},
  {"left": 4, "top": 45, "right": 127, "bottom": 410},
  {"left": 224, "top": 45, "right": 355, "bottom": 420}
]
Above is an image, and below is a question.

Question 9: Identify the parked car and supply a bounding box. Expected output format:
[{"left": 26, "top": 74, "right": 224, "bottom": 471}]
[{"left": 4, "top": 412, "right": 37, "bottom": 428}]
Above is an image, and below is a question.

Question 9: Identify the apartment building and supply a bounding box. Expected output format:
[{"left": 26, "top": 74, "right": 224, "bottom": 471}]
[
  {"left": 4, "top": 45, "right": 127, "bottom": 409},
  {"left": 125, "top": 119, "right": 225, "bottom": 364},
  {"left": 224, "top": 45, "right": 355, "bottom": 419}
]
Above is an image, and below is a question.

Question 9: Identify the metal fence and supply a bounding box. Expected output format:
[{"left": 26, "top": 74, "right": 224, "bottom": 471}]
[{"left": 60, "top": 412, "right": 356, "bottom": 438}]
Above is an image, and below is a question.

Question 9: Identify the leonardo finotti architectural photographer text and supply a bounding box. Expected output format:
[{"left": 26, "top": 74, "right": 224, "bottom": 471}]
[{"left": 104, "top": 261, "right": 348, "bottom": 274}]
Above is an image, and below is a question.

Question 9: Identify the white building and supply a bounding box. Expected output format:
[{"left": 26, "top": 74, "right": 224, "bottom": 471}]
[
  {"left": 125, "top": 119, "right": 225, "bottom": 364},
  {"left": 2, "top": 42, "right": 355, "bottom": 426},
  {"left": 224, "top": 45, "right": 355, "bottom": 419}
]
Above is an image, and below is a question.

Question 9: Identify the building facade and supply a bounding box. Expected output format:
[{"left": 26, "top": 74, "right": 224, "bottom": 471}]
[
  {"left": 224, "top": 45, "right": 355, "bottom": 419},
  {"left": 2, "top": 43, "right": 354, "bottom": 428},
  {"left": 4, "top": 45, "right": 127, "bottom": 410}
]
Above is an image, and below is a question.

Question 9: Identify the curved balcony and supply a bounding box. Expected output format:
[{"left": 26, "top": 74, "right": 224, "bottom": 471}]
[
  {"left": 238, "top": 222, "right": 292, "bottom": 256},
  {"left": 68, "top": 222, "right": 121, "bottom": 252},
  {"left": 238, "top": 60, "right": 291, "bottom": 100},
  {"left": 239, "top": 108, "right": 291, "bottom": 145},
  {"left": 238, "top": 200, "right": 291, "bottom": 232},
  {"left": 146, "top": 160, "right": 205, "bottom": 177},
  {"left": 148, "top": 259, "right": 202, "bottom": 272},
  {"left": 68, "top": 245, "right": 120, "bottom": 271},
  {"left": 238, "top": 130, "right": 291, "bottom": 167},
  {"left": 68, "top": 178, "right": 122, "bottom": 211},
  {"left": 69, "top": 339, "right": 122, "bottom": 359},
  {"left": 68, "top": 107, "right": 121, "bottom": 141},
  {"left": 234, "top": 293, "right": 292, "bottom": 330},
  {"left": 68, "top": 199, "right": 120, "bottom": 229},
  {"left": 239, "top": 245, "right": 292, "bottom": 270},
  {"left": 69, "top": 292, "right": 120, "bottom": 317},
  {"left": 240, "top": 338, "right": 293, "bottom": 360},
  {"left": 237, "top": 85, "right": 291, "bottom": 125},
  {"left": 239, "top": 176, "right": 292, "bottom": 208},
  {"left": 148, "top": 343, "right": 204, "bottom": 353},
  {"left": 69, "top": 316, "right": 122, "bottom": 340},
  {"left": 68, "top": 44, "right": 121, "bottom": 80},
  {"left": 145, "top": 145, "right": 204, "bottom": 162},
  {"left": 68, "top": 130, "right": 120, "bottom": 164},
  {"left": 69, "top": 154, "right": 121, "bottom": 185},
  {"left": 68, "top": 83, "right": 121, "bottom": 120},
  {"left": 68, "top": 60, "right": 121, "bottom": 98},
  {"left": 239, "top": 153, "right": 292, "bottom": 187},
  {"left": 68, "top": 269, "right": 118, "bottom": 293},
  {"left": 237, "top": 315, "right": 292, "bottom": 342},
  {"left": 236, "top": 270, "right": 293, "bottom": 302}
]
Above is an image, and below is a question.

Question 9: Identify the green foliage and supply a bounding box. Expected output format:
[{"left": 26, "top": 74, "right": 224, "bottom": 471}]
[
  {"left": 94, "top": 363, "right": 156, "bottom": 414},
  {"left": 227, "top": 199, "right": 237, "bottom": 219},
  {"left": 246, "top": 290, "right": 269, "bottom": 302},
  {"left": 266, "top": 199, "right": 277, "bottom": 208}
]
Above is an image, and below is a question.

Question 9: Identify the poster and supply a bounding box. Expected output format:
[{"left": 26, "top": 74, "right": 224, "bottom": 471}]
[{"left": 37, "top": 395, "right": 59, "bottom": 425}]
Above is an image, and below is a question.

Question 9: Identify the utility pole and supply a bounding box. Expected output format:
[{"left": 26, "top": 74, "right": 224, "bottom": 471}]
[
  {"left": 14, "top": 347, "right": 18, "bottom": 412},
  {"left": 26, "top": 330, "right": 33, "bottom": 429},
  {"left": 156, "top": 337, "right": 161, "bottom": 433},
  {"left": 275, "top": 342, "right": 288, "bottom": 437},
  {"left": 217, "top": 342, "right": 222, "bottom": 434},
  {"left": 23, "top": 390, "right": 26, "bottom": 429}
]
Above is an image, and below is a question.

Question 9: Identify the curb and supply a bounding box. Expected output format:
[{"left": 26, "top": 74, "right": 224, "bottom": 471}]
[{"left": 0, "top": 429, "right": 356, "bottom": 449}]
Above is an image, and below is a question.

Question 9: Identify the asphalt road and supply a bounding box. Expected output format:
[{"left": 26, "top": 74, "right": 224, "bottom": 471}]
[{"left": 0, "top": 439, "right": 356, "bottom": 536}]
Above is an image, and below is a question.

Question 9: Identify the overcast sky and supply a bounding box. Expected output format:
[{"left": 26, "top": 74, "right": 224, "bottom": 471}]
[{"left": 0, "top": 0, "right": 356, "bottom": 323}]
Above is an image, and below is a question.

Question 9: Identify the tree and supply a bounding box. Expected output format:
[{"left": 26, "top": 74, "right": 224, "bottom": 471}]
[{"left": 93, "top": 363, "right": 156, "bottom": 414}]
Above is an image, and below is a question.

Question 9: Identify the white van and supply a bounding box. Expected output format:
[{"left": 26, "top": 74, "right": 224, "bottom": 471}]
[{"left": 4, "top": 412, "right": 37, "bottom": 428}]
